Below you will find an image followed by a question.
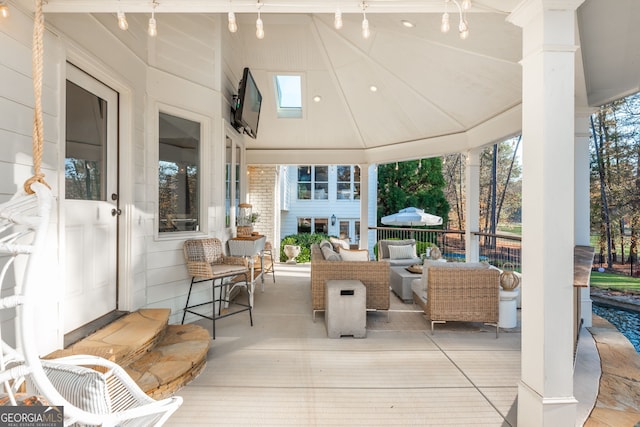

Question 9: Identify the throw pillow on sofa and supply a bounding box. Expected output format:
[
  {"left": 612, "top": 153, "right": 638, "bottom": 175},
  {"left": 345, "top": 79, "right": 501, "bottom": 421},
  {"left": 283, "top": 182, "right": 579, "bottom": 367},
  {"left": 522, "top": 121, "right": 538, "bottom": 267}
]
[
  {"left": 319, "top": 239, "right": 333, "bottom": 250},
  {"left": 379, "top": 239, "right": 416, "bottom": 260},
  {"left": 321, "top": 246, "right": 341, "bottom": 261},
  {"left": 388, "top": 244, "right": 416, "bottom": 260},
  {"left": 339, "top": 248, "right": 369, "bottom": 261},
  {"left": 329, "top": 236, "right": 350, "bottom": 251}
]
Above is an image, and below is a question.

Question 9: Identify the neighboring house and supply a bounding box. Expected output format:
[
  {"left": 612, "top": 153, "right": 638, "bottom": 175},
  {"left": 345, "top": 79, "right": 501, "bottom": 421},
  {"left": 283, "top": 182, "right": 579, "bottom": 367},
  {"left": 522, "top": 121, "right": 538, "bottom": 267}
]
[{"left": 279, "top": 165, "right": 378, "bottom": 253}]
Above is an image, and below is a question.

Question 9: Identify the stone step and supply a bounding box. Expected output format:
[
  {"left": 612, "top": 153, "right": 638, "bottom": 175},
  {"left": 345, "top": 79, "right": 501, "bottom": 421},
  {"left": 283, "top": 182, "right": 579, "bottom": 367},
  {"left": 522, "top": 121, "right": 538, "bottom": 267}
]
[
  {"left": 125, "top": 324, "right": 210, "bottom": 399},
  {"left": 45, "top": 308, "right": 210, "bottom": 398},
  {"left": 47, "top": 308, "right": 171, "bottom": 365}
]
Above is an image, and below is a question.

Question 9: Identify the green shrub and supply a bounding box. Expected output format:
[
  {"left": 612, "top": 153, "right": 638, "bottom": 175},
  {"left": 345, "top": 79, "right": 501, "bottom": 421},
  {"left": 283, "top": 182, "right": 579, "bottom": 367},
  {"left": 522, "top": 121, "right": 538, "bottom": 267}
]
[{"left": 280, "top": 233, "right": 329, "bottom": 263}]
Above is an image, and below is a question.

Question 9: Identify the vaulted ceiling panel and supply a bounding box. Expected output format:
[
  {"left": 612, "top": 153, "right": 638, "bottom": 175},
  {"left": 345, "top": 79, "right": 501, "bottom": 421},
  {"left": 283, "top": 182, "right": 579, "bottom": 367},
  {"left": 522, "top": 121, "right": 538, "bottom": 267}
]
[
  {"left": 33, "top": 0, "right": 640, "bottom": 162},
  {"left": 578, "top": 0, "right": 640, "bottom": 105}
]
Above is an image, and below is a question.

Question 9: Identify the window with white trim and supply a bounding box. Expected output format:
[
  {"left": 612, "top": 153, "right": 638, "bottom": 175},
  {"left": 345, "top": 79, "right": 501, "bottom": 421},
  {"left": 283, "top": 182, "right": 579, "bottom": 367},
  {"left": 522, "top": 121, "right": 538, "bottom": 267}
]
[
  {"left": 297, "top": 217, "right": 328, "bottom": 234},
  {"left": 158, "top": 112, "right": 200, "bottom": 233},
  {"left": 297, "top": 166, "right": 328, "bottom": 200},
  {"left": 336, "top": 165, "right": 360, "bottom": 200}
]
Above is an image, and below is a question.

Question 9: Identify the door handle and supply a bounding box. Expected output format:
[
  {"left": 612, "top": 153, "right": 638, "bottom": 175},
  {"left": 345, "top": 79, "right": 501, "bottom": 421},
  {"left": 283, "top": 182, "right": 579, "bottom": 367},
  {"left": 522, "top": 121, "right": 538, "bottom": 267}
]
[{"left": 111, "top": 208, "right": 122, "bottom": 216}]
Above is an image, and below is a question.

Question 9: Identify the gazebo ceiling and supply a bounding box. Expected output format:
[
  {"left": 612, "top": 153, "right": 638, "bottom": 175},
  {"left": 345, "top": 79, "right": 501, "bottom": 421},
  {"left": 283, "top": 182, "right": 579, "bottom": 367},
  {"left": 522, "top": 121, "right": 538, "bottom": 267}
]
[{"left": 22, "top": 0, "right": 640, "bottom": 164}]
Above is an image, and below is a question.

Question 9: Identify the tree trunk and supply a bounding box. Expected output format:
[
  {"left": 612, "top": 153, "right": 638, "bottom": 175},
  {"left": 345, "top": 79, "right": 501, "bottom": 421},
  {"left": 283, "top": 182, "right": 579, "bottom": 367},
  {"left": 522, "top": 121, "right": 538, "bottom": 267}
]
[
  {"left": 591, "top": 114, "right": 613, "bottom": 269},
  {"left": 451, "top": 154, "right": 464, "bottom": 230},
  {"left": 496, "top": 136, "right": 521, "bottom": 231},
  {"left": 630, "top": 216, "right": 638, "bottom": 276},
  {"left": 619, "top": 219, "right": 625, "bottom": 265},
  {"left": 489, "top": 144, "right": 498, "bottom": 248}
]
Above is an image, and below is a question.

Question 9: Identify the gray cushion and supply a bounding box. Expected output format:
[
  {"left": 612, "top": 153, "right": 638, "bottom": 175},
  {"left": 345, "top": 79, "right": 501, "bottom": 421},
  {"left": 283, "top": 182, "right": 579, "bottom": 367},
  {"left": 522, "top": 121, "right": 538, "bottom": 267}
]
[
  {"left": 319, "top": 239, "right": 332, "bottom": 250},
  {"left": 321, "top": 246, "right": 341, "bottom": 261},
  {"left": 387, "top": 257, "right": 422, "bottom": 266}
]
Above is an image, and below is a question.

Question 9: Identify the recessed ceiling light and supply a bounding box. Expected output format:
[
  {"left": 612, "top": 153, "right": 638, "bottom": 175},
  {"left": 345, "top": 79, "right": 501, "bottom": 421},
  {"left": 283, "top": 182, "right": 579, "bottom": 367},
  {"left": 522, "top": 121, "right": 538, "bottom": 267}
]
[
  {"left": 369, "top": 85, "right": 378, "bottom": 92},
  {"left": 313, "top": 95, "right": 322, "bottom": 103},
  {"left": 401, "top": 20, "right": 415, "bottom": 28}
]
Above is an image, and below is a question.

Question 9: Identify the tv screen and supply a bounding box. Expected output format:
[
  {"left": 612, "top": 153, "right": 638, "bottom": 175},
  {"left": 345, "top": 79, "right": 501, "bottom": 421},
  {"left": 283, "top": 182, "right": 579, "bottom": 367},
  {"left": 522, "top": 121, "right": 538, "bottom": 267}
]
[{"left": 233, "top": 67, "right": 262, "bottom": 139}]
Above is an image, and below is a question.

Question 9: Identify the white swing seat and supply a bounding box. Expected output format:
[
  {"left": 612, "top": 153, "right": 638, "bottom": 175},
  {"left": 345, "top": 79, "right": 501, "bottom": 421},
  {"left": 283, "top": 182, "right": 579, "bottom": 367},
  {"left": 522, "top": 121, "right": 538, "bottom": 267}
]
[{"left": 0, "top": 182, "right": 182, "bottom": 426}]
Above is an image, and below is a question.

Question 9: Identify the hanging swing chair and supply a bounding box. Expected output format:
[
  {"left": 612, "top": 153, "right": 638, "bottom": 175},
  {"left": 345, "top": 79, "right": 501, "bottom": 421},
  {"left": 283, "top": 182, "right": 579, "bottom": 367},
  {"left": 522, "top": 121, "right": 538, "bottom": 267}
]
[{"left": 0, "top": 1, "right": 182, "bottom": 425}]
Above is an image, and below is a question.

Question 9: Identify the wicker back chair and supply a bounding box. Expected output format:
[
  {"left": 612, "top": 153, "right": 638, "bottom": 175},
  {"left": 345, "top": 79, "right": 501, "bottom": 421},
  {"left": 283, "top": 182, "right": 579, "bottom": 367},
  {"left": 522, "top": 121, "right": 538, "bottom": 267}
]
[
  {"left": 427, "top": 267, "right": 500, "bottom": 336},
  {"left": 182, "top": 238, "right": 252, "bottom": 339},
  {"left": 310, "top": 244, "right": 390, "bottom": 321},
  {"left": 0, "top": 182, "right": 182, "bottom": 426}
]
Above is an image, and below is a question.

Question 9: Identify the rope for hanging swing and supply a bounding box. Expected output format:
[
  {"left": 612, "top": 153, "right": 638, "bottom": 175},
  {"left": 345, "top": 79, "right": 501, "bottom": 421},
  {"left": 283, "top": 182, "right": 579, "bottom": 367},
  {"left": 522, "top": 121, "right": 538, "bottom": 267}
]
[{"left": 24, "top": 0, "right": 49, "bottom": 194}]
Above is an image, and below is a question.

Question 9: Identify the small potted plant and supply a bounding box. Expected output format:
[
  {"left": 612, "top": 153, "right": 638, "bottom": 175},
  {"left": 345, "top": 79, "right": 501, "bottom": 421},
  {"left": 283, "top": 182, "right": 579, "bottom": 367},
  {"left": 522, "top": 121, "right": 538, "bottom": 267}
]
[{"left": 237, "top": 203, "right": 254, "bottom": 236}]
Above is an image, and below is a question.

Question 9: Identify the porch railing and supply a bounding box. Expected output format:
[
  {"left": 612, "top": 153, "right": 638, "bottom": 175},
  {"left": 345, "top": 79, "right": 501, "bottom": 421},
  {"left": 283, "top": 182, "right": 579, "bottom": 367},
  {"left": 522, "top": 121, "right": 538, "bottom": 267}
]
[{"left": 369, "top": 227, "right": 521, "bottom": 271}]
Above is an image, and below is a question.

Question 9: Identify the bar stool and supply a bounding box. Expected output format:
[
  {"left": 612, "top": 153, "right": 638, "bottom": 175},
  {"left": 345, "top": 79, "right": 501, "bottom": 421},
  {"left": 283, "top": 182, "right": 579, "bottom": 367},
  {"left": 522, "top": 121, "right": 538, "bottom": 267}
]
[
  {"left": 182, "top": 238, "right": 253, "bottom": 339},
  {"left": 263, "top": 241, "right": 276, "bottom": 282}
]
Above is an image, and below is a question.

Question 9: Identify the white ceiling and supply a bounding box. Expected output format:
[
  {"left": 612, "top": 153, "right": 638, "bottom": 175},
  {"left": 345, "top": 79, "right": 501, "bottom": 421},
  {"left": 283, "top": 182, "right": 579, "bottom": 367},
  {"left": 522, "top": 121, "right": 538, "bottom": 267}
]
[{"left": 19, "top": 0, "right": 640, "bottom": 164}]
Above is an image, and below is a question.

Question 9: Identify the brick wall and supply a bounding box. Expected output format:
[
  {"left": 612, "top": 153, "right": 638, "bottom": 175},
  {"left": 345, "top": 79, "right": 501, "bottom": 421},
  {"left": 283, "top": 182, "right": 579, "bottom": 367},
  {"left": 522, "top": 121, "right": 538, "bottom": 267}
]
[{"left": 247, "top": 165, "right": 280, "bottom": 261}]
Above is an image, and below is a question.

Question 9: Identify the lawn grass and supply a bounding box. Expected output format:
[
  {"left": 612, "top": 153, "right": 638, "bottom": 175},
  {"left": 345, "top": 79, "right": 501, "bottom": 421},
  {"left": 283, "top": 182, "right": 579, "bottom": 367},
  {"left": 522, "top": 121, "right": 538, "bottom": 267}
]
[
  {"left": 590, "top": 271, "right": 640, "bottom": 291},
  {"left": 498, "top": 224, "right": 522, "bottom": 235}
]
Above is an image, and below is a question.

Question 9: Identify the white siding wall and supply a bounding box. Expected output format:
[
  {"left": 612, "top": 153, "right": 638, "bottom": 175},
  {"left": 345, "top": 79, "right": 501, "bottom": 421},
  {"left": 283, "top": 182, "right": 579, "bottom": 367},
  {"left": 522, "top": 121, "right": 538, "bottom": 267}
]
[
  {"left": 280, "top": 165, "right": 290, "bottom": 211},
  {"left": 0, "top": 7, "right": 238, "bottom": 351},
  {"left": 0, "top": 6, "right": 63, "bottom": 354},
  {"left": 281, "top": 165, "right": 362, "bottom": 243}
]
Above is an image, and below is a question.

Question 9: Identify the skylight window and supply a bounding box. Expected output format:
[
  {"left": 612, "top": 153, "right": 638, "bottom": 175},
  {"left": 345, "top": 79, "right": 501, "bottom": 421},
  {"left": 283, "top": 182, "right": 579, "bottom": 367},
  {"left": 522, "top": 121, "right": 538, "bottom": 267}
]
[{"left": 275, "top": 74, "right": 302, "bottom": 118}]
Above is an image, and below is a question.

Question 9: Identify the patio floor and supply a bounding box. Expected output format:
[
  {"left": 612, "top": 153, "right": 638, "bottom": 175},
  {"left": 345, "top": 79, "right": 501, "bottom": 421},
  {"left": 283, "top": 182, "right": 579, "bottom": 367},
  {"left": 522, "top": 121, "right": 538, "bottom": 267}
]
[{"left": 165, "top": 263, "right": 599, "bottom": 426}]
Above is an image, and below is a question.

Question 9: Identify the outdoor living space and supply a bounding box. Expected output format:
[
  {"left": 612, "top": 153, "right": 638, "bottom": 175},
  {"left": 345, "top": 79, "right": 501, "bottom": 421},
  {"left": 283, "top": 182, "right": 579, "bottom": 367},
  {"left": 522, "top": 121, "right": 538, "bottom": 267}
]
[
  {"left": 4, "top": 1, "right": 640, "bottom": 424},
  {"left": 164, "top": 264, "right": 594, "bottom": 426}
]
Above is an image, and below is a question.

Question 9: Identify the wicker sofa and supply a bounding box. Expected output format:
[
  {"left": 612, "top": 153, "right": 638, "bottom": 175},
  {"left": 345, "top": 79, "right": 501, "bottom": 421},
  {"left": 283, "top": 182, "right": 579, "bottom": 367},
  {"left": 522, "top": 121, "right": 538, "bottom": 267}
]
[
  {"left": 412, "top": 262, "right": 500, "bottom": 335},
  {"left": 310, "top": 244, "right": 390, "bottom": 320}
]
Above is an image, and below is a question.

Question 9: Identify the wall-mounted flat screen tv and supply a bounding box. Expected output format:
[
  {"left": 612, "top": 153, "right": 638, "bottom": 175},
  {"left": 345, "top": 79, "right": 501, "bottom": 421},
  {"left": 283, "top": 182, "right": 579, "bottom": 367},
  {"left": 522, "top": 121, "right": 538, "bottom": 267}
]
[{"left": 233, "top": 67, "right": 262, "bottom": 139}]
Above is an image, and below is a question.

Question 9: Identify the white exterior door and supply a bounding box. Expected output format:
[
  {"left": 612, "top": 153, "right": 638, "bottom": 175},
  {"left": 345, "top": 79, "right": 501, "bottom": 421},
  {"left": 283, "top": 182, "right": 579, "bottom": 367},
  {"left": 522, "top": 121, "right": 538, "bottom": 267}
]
[{"left": 63, "top": 66, "right": 118, "bottom": 333}]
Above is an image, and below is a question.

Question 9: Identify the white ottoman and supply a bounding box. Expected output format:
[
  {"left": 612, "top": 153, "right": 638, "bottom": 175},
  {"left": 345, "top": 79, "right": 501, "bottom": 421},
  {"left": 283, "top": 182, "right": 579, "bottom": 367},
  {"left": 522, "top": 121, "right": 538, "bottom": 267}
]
[{"left": 325, "top": 280, "right": 366, "bottom": 338}]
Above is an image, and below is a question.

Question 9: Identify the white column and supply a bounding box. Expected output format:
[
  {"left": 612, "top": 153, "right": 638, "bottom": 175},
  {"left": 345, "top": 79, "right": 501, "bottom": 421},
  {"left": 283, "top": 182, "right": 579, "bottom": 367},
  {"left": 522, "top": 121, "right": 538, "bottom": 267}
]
[
  {"left": 575, "top": 112, "right": 593, "bottom": 327},
  {"left": 465, "top": 149, "right": 481, "bottom": 263},
  {"left": 359, "top": 163, "right": 369, "bottom": 251},
  {"left": 508, "top": 0, "right": 584, "bottom": 425}
]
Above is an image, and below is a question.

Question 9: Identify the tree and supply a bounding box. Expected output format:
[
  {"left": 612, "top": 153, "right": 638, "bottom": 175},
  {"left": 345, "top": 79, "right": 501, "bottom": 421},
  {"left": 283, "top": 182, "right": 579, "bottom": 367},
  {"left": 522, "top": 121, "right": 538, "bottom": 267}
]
[
  {"left": 590, "top": 93, "right": 640, "bottom": 269},
  {"left": 377, "top": 158, "right": 449, "bottom": 226},
  {"left": 442, "top": 153, "right": 465, "bottom": 230},
  {"left": 478, "top": 138, "right": 522, "bottom": 235},
  {"left": 441, "top": 140, "right": 522, "bottom": 233}
]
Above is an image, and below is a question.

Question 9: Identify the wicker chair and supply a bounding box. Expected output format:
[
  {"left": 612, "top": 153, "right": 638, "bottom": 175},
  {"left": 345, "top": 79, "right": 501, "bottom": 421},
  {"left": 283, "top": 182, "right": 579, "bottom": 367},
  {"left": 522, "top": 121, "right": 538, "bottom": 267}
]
[
  {"left": 426, "top": 267, "right": 500, "bottom": 336},
  {"left": 182, "top": 238, "right": 252, "bottom": 339},
  {"left": 0, "top": 182, "right": 182, "bottom": 426},
  {"left": 310, "top": 244, "right": 390, "bottom": 321}
]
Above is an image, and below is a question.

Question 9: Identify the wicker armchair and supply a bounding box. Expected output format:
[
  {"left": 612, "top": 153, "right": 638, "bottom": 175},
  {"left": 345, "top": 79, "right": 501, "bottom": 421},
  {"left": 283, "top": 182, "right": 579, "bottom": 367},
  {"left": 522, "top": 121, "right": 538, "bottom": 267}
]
[
  {"left": 310, "top": 244, "right": 390, "bottom": 321},
  {"left": 182, "top": 238, "right": 252, "bottom": 339},
  {"left": 426, "top": 267, "right": 500, "bottom": 336}
]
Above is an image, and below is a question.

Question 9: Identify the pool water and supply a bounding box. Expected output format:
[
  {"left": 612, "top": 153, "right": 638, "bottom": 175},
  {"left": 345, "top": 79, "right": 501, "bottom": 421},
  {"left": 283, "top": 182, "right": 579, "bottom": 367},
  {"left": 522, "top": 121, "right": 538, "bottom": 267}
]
[{"left": 593, "top": 304, "right": 640, "bottom": 354}]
